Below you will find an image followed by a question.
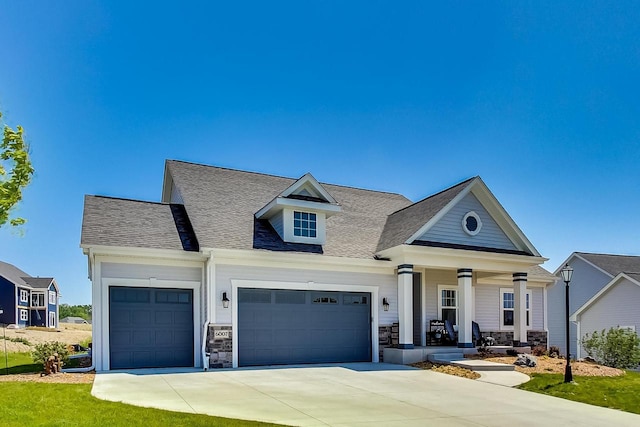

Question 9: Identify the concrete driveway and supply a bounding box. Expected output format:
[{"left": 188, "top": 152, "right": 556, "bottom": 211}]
[{"left": 92, "top": 363, "right": 640, "bottom": 426}]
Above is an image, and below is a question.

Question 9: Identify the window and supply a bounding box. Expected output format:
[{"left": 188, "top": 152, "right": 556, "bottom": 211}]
[
  {"left": 49, "top": 312, "right": 56, "bottom": 328},
  {"left": 438, "top": 286, "right": 458, "bottom": 325},
  {"left": 293, "top": 211, "right": 317, "bottom": 238},
  {"left": 500, "top": 288, "right": 532, "bottom": 330},
  {"left": 20, "top": 289, "right": 28, "bottom": 303},
  {"left": 462, "top": 211, "right": 482, "bottom": 236},
  {"left": 31, "top": 293, "right": 45, "bottom": 307},
  {"left": 48, "top": 291, "right": 57, "bottom": 305},
  {"left": 20, "top": 309, "right": 28, "bottom": 321}
]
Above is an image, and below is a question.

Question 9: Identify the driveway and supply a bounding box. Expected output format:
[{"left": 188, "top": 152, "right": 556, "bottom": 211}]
[{"left": 92, "top": 363, "right": 640, "bottom": 426}]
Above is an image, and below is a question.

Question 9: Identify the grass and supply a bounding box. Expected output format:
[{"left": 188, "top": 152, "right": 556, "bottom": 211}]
[
  {"left": 0, "top": 352, "right": 41, "bottom": 375},
  {"left": 518, "top": 371, "right": 640, "bottom": 414},
  {"left": 0, "top": 382, "right": 280, "bottom": 426}
]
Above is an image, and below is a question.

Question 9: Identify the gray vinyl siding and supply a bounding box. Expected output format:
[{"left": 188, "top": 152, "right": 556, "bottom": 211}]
[
  {"left": 416, "top": 192, "right": 517, "bottom": 251},
  {"left": 269, "top": 211, "right": 285, "bottom": 239},
  {"left": 214, "top": 264, "right": 396, "bottom": 325},
  {"left": 474, "top": 286, "right": 499, "bottom": 330},
  {"left": 579, "top": 279, "right": 640, "bottom": 358},
  {"left": 101, "top": 262, "right": 202, "bottom": 282},
  {"left": 547, "top": 256, "right": 612, "bottom": 356}
]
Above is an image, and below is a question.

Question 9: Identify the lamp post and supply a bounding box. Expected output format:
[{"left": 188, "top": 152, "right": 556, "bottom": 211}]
[{"left": 560, "top": 264, "right": 574, "bottom": 383}]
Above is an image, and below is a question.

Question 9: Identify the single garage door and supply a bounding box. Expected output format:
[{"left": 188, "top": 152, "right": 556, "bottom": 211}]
[
  {"left": 109, "top": 287, "right": 194, "bottom": 369},
  {"left": 238, "top": 288, "right": 371, "bottom": 367}
]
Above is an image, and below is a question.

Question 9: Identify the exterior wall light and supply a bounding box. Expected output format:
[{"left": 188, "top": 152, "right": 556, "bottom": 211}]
[
  {"left": 382, "top": 297, "right": 390, "bottom": 312},
  {"left": 222, "top": 292, "right": 230, "bottom": 309}
]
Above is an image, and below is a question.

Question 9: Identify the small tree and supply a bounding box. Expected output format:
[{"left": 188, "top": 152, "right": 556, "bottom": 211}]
[
  {"left": 31, "top": 341, "right": 70, "bottom": 366},
  {"left": 0, "top": 111, "right": 35, "bottom": 228},
  {"left": 582, "top": 327, "right": 640, "bottom": 369}
]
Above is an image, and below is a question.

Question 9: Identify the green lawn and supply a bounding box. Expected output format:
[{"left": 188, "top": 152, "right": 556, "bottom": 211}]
[
  {"left": 0, "top": 352, "right": 41, "bottom": 375},
  {"left": 518, "top": 371, "right": 640, "bottom": 414},
  {"left": 0, "top": 382, "right": 280, "bottom": 426}
]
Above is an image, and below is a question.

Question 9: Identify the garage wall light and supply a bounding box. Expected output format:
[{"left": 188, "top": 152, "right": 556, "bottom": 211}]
[
  {"left": 382, "top": 298, "right": 390, "bottom": 312},
  {"left": 222, "top": 292, "right": 230, "bottom": 309}
]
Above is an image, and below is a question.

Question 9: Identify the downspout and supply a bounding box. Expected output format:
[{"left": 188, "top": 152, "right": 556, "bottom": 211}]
[{"left": 201, "top": 252, "right": 213, "bottom": 370}]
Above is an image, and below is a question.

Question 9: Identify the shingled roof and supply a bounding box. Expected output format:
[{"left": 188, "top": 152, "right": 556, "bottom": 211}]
[
  {"left": 577, "top": 252, "right": 640, "bottom": 276},
  {"left": 21, "top": 277, "right": 55, "bottom": 289},
  {"left": 166, "top": 160, "right": 412, "bottom": 258},
  {"left": 0, "top": 261, "right": 31, "bottom": 288},
  {"left": 81, "top": 196, "right": 197, "bottom": 251}
]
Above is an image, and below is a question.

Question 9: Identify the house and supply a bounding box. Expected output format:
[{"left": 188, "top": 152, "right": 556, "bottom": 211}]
[
  {"left": 60, "top": 316, "right": 90, "bottom": 324},
  {"left": 549, "top": 252, "right": 640, "bottom": 359},
  {"left": 80, "top": 160, "right": 555, "bottom": 371},
  {"left": 0, "top": 261, "right": 60, "bottom": 328}
]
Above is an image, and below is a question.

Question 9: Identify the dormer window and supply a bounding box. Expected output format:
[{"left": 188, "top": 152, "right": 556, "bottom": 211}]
[{"left": 294, "top": 211, "right": 317, "bottom": 238}]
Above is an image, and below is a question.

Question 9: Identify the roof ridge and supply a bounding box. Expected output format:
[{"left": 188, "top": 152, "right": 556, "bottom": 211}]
[
  {"left": 168, "top": 159, "right": 409, "bottom": 198},
  {"left": 87, "top": 195, "right": 169, "bottom": 206},
  {"left": 387, "top": 176, "right": 476, "bottom": 216},
  {"left": 577, "top": 252, "right": 640, "bottom": 258}
]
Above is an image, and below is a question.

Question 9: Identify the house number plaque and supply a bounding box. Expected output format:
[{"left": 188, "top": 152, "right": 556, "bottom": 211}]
[{"left": 214, "top": 331, "right": 230, "bottom": 339}]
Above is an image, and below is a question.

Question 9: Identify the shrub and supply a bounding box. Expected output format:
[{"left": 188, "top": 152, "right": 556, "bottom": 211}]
[
  {"left": 531, "top": 345, "right": 547, "bottom": 356},
  {"left": 548, "top": 346, "right": 561, "bottom": 358},
  {"left": 31, "top": 341, "right": 69, "bottom": 366},
  {"left": 581, "top": 327, "right": 640, "bottom": 369}
]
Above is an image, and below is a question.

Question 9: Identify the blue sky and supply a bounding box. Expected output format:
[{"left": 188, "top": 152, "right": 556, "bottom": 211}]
[{"left": 1, "top": 1, "right": 639, "bottom": 305}]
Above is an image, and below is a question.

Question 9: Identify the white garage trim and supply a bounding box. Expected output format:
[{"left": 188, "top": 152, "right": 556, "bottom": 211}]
[
  {"left": 101, "top": 278, "right": 202, "bottom": 371},
  {"left": 230, "top": 279, "right": 379, "bottom": 368}
]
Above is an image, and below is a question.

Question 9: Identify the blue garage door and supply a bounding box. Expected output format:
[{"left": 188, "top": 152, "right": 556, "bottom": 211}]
[
  {"left": 238, "top": 289, "right": 371, "bottom": 367},
  {"left": 109, "top": 287, "right": 193, "bottom": 369}
]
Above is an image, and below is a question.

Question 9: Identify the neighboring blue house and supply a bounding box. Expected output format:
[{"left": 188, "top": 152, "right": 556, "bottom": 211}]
[
  {"left": 548, "top": 252, "right": 640, "bottom": 359},
  {"left": 0, "top": 261, "right": 60, "bottom": 328}
]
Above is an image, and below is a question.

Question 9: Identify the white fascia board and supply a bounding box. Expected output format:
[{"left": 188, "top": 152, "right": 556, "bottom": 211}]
[
  {"left": 82, "top": 244, "right": 207, "bottom": 263},
  {"left": 570, "top": 273, "right": 640, "bottom": 321},
  {"left": 256, "top": 197, "right": 342, "bottom": 219},
  {"left": 469, "top": 180, "right": 541, "bottom": 257},
  {"left": 160, "top": 161, "right": 174, "bottom": 204},
  {"left": 405, "top": 178, "right": 476, "bottom": 244},
  {"left": 207, "top": 247, "right": 393, "bottom": 274},
  {"left": 378, "top": 244, "right": 547, "bottom": 274},
  {"left": 281, "top": 173, "right": 339, "bottom": 204}
]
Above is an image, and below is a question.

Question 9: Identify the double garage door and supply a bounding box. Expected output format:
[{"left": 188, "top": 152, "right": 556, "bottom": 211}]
[
  {"left": 109, "top": 287, "right": 194, "bottom": 369},
  {"left": 238, "top": 288, "right": 371, "bottom": 367}
]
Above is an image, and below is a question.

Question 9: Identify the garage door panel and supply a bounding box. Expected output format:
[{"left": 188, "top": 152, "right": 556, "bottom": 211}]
[
  {"left": 239, "top": 288, "right": 371, "bottom": 367},
  {"left": 109, "top": 287, "right": 194, "bottom": 369}
]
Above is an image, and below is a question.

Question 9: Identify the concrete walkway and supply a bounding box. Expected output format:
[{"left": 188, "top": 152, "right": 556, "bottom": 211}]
[{"left": 93, "top": 363, "right": 640, "bottom": 426}]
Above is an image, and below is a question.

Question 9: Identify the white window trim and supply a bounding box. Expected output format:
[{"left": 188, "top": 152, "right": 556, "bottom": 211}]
[
  {"left": 20, "top": 309, "right": 28, "bottom": 321},
  {"left": 49, "top": 291, "right": 57, "bottom": 305},
  {"left": 283, "top": 209, "right": 326, "bottom": 245},
  {"left": 462, "top": 211, "right": 482, "bottom": 236},
  {"left": 437, "top": 284, "right": 459, "bottom": 325},
  {"left": 49, "top": 312, "right": 56, "bottom": 328},
  {"left": 31, "top": 293, "right": 45, "bottom": 307},
  {"left": 20, "top": 289, "right": 29, "bottom": 303},
  {"left": 499, "top": 288, "right": 532, "bottom": 331}
]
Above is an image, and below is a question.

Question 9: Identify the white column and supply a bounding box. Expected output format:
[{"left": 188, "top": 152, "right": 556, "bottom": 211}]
[
  {"left": 397, "top": 264, "right": 414, "bottom": 349},
  {"left": 513, "top": 272, "right": 528, "bottom": 346},
  {"left": 457, "top": 268, "right": 473, "bottom": 348}
]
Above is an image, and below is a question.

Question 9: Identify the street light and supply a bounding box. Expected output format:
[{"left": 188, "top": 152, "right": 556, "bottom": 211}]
[{"left": 560, "top": 264, "right": 574, "bottom": 383}]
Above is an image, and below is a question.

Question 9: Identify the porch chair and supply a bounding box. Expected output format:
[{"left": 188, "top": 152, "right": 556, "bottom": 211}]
[
  {"left": 444, "top": 319, "right": 457, "bottom": 345},
  {"left": 472, "top": 321, "right": 495, "bottom": 347}
]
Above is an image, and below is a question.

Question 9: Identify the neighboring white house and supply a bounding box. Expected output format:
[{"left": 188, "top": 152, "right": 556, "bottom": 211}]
[
  {"left": 549, "top": 252, "right": 640, "bottom": 359},
  {"left": 81, "top": 160, "right": 555, "bottom": 371},
  {"left": 60, "top": 316, "right": 90, "bottom": 324}
]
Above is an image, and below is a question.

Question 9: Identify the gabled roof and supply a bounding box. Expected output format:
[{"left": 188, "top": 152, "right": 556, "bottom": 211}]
[
  {"left": 22, "top": 277, "right": 54, "bottom": 290},
  {"left": 165, "top": 160, "right": 411, "bottom": 258},
  {"left": 377, "top": 178, "right": 473, "bottom": 252},
  {"left": 81, "top": 195, "right": 197, "bottom": 251},
  {"left": 571, "top": 252, "right": 640, "bottom": 277},
  {"left": 570, "top": 272, "right": 640, "bottom": 321},
  {"left": 0, "top": 261, "right": 31, "bottom": 288},
  {"left": 377, "top": 176, "right": 541, "bottom": 256}
]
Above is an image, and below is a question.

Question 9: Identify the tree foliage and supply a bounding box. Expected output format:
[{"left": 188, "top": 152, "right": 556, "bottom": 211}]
[
  {"left": 582, "top": 327, "right": 640, "bottom": 369},
  {"left": 31, "top": 341, "right": 70, "bottom": 365},
  {"left": 0, "top": 111, "right": 34, "bottom": 227},
  {"left": 59, "top": 304, "right": 92, "bottom": 321}
]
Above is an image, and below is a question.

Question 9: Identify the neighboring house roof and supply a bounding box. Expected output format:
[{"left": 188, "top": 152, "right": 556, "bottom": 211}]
[
  {"left": 0, "top": 261, "right": 32, "bottom": 288},
  {"left": 60, "top": 316, "right": 89, "bottom": 323},
  {"left": 574, "top": 252, "right": 640, "bottom": 277},
  {"left": 164, "top": 160, "right": 412, "bottom": 258},
  {"left": 81, "top": 196, "right": 198, "bottom": 252},
  {"left": 22, "top": 277, "right": 54, "bottom": 289},
  {"left": 570, "top": 272, "right": 640, "bottom": 321},
  {"left": 528, "top": 265, "right": 556, "bottom": 282}
]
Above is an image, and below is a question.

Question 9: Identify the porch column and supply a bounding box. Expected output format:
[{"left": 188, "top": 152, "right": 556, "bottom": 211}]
[
  {"left": 513, "top": 272, "right": 528, "bottom": 346},
  {"left": 397, "top": 264, "right": 414, "bottom": 349},
  {"left": 457, "top": 268, "right": 473, "bottom": 348}
]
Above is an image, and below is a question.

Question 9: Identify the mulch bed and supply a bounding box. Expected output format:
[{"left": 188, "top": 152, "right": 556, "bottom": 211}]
[
  {"left": 0, "top": 372, "right": 95, "bottom": 383},
  {"left": 411, "top": 361, "right": 481, "bottom": 379}
]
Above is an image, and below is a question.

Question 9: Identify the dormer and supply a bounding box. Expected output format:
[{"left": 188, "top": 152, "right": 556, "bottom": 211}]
[{"left": 255, "top": 173, "right": 341, "bottom": 245}]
